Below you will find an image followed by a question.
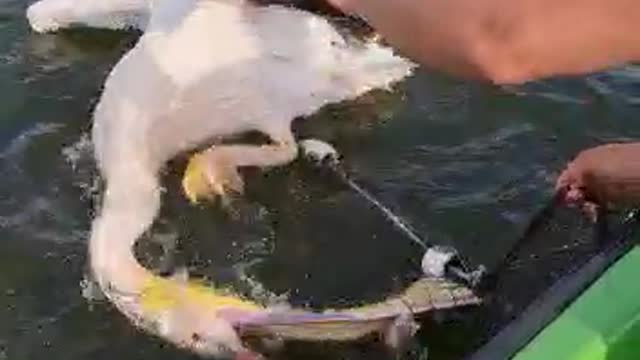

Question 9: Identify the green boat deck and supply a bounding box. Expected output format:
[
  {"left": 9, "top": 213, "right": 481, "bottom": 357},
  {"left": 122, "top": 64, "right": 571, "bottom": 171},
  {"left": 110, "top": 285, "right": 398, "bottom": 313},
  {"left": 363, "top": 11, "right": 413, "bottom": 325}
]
[{"left": 515, "top": 245, "right": 640, "bottom": 360}]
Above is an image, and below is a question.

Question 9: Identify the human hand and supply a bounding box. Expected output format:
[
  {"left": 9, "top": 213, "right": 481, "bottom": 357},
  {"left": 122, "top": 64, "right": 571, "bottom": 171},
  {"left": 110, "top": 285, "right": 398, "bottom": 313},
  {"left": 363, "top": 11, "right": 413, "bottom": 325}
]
[{"left": 555, "top": 143, "right": 640, "bottom": 221}]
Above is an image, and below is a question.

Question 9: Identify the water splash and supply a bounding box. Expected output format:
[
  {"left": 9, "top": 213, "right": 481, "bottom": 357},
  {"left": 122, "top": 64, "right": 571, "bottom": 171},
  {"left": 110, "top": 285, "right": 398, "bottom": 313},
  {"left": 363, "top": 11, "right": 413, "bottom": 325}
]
[
  {"left": 61, "top": 133, "right": 101, "bottom": 205},
  {"left": 235, "top": 261, "right": 289, "bottom": 308}
]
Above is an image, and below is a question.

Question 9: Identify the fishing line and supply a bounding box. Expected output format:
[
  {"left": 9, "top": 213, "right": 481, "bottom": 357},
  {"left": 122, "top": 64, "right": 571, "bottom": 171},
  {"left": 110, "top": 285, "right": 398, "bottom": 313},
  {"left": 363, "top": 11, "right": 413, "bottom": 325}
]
[
  {"left": 299, "top": 140, "right": 640, "bottom": 291},
  {"left": 333, "top": 166, "right": 428, "bottom": 250},
  {"left": 299, "top": 140, "right": 486, "bottom": 288}
]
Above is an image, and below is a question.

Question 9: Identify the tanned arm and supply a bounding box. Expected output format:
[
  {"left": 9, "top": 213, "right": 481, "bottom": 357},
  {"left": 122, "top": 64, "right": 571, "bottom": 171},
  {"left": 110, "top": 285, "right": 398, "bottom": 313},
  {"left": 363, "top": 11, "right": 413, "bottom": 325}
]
[{"left": 328, "top": 0, "right": 640, "bottom": 84}]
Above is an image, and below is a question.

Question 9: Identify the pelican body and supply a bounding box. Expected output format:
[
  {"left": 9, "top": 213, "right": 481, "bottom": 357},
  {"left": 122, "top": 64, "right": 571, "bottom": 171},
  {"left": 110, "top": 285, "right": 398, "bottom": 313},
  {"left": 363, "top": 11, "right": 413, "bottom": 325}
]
[{"left": 25, "top": 0, "right": 479, "bottom": 358}]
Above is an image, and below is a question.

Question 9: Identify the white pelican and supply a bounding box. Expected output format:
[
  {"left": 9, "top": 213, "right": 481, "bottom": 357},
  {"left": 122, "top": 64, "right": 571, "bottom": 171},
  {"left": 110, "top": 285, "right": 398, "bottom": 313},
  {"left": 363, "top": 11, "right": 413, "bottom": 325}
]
[{"left": 22, "top": 1, "right": 465, "bottom": 359}]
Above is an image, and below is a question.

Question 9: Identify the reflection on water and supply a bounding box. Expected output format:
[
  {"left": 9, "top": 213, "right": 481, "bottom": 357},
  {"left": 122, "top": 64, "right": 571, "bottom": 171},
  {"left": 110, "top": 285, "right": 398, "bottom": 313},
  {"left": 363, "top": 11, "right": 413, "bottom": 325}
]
[{"left": 1, "top": 0, "right": 640, "bottom": 359}]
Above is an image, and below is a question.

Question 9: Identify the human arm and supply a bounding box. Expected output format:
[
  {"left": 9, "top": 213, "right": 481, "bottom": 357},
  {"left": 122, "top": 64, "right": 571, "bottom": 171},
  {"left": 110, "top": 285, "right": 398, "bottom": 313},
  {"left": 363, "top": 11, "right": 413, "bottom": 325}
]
[{"left": 328, "top": 0, "right": 640, "bottom": 84}]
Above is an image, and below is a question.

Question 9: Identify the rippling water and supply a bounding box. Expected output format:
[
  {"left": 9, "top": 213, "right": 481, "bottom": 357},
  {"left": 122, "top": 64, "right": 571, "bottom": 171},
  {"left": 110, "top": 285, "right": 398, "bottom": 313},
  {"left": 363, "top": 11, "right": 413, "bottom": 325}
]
[{"left": 1, "top": 0, "right": 640, "bottom": 359}]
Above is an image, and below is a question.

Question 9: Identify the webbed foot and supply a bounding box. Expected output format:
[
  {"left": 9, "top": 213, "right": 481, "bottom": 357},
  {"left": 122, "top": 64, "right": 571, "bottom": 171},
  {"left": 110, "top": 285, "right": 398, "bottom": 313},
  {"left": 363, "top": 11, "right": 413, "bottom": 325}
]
[{"left": 182, "top": 147, "right": 244, "bottom": 205}]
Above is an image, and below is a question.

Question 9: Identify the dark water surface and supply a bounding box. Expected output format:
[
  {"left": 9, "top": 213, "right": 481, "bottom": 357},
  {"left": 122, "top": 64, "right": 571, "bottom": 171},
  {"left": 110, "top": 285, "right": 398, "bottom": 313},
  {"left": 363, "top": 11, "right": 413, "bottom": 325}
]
[{"left": 1, "top": 0, "right": 640, "bottom": 359}]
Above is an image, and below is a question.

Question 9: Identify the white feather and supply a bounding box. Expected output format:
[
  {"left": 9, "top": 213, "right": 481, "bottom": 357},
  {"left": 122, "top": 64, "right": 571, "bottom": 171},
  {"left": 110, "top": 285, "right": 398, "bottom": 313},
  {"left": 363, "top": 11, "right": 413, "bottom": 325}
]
[{"left": 28, "top": 0, "right": 417, "bottom": 356}]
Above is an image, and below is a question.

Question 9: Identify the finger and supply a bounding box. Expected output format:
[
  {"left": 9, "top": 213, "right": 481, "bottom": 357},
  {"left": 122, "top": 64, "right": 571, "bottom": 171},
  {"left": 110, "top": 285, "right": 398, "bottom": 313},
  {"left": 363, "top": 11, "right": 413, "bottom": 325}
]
[
  {"left": 581, "top": 201, "right": 600, "bottom": 223},
  {"left": 565, "top": 187, "right": 585, "bottom": 203}
]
